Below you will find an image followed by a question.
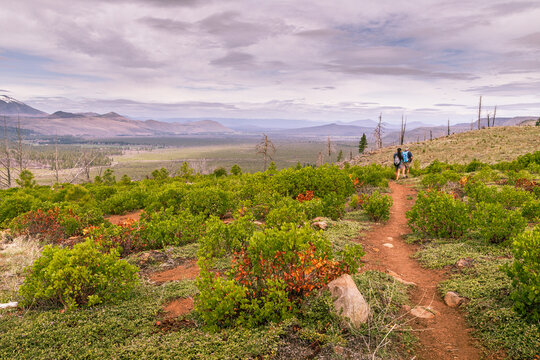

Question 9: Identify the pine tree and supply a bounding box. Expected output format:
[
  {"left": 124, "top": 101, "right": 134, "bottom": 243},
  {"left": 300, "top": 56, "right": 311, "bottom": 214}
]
[
  {"left": 358, "top": 133, "right": 367, "bottom": 153},
  {"left": 337, "top": 150, "right": 343, "bottom": 162}
]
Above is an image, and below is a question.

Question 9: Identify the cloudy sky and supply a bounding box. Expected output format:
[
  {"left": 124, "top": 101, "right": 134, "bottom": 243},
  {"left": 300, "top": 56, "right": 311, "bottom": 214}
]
[{"left": 1, "top": 0, "right": 540, "bottom": 125}]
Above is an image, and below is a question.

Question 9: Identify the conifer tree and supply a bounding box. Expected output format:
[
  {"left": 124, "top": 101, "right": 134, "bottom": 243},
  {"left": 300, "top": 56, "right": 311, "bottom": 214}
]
[{"left": 358, "top": 133, "right": 367, "bottom": 153}]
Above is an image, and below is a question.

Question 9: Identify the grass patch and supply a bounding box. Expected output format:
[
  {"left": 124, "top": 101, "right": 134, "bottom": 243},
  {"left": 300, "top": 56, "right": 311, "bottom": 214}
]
[
  {"left": 413, "top": 239, "right": 511, "bottom": 269},
  {"left": 439, "top": 259, "right": 540, "bottom": 359}
]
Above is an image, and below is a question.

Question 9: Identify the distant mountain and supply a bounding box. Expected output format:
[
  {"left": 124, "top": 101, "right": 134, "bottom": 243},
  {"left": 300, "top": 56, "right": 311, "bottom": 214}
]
[
  {"left": 6, "top": 111, "right": 234, "bottom": 137},
  {"left": 49, "top": 111, "right": 85, "bottom": 118},
  {"left": 272, "top": 123, "right": 373, "bottom": 137},
  {"left": 0, "top": 95, "right": 47, "bottom": 116}
]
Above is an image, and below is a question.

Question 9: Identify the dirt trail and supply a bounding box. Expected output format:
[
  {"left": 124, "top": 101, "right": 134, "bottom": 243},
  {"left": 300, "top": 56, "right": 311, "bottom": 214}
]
[{"left": 359, "top": 182, "right": 481, "bottom": 360}]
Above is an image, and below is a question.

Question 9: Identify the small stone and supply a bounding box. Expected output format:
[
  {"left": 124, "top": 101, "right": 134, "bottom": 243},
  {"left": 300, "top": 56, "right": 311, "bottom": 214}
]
[
  {"left": 410, "top": 306, "right": 438, "bottom": 319},
  {"left": 0, "top": 301, "right": 18, "bottom": 309},
  {"left": 373, "top": 247, "right": 380, "bottom": 252},
  {"left": 444, "top": 291, "right": 465, "bottom": 307},
  {"left": 253, "top": 221, "right": 264, "bottom": 226},
  {"left": 312, "top": 221, "right": 328, "bottom": 230},
  {"left": 386, "top": 236, "right": 393, "bottom": 241},
  {"left": 383, "top": 243, "right": 394, "bottom": 248},
  {"left": 387, "top": 270, "right": 417, "bottom": 286},
  {"left": 456, "top": 258, "right": 474, "bottom": 268}
]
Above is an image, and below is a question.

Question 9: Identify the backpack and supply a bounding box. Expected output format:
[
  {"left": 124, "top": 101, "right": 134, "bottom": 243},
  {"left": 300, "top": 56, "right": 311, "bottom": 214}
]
[
  {"left": 393, "top": 153, "right": 401, "bottom": 166},
  {"left": 402, "top": 151, "right": 408, "bottom": 163}
]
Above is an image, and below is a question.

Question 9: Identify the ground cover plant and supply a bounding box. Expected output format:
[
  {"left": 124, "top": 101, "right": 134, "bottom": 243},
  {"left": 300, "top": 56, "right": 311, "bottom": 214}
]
[
  {"left": 0, "top": 161, "right": 416, "bottom": 359},
  {"left": 408, "top": 152, "right": 540, "bottom": 359}
]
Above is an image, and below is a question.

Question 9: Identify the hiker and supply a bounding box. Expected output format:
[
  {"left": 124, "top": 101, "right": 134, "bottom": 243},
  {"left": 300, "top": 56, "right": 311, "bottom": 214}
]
[
  {"left": 393, "top": 148, "right": 404, "bottom": 180},
  {"left": 402, "top": 147, "right": 413, "bottom": 178}
]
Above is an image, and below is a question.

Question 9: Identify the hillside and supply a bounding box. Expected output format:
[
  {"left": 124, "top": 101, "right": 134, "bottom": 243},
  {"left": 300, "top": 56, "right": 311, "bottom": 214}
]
[
  {"left": 0, "top": 95, "right": 47, "bottom": 116},
  {"left": 5, "top": 112, "right": 234, "bottom": 137},
  {"left": 351, "top": 125, "right": 540, "bottom": 167}
]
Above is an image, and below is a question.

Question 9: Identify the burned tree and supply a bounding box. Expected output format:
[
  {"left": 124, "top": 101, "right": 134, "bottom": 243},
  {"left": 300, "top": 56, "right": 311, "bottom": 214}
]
[
  {"left": 256, "top": 134, "right": 276, "bottom": 171},
  {"left": 0, "top": 116, "right": 12, "bottom": 188},
  {"left": 374, "top": 113, "right": 383, "bottom": 149},
  {"left": 477, "top": 96, "right": 482, "bottom": 130},
  {"left": 399, "top": 114, "right": 407, "bottom": 145}
]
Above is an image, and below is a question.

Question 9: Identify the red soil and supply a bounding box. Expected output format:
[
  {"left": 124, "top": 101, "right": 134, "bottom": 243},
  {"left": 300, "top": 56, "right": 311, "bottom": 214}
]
[
  {"left": 106, "top": 209, "right": 143, "bottom": 225},
  {"left": 163, "top": 297, "right": 194, "bottom": 319},
  {"left": 148, "top": 261, "right": 200, "bottom": 284},
  {"left": 359, "top": 182, "right": 482, "bottom": 360}
]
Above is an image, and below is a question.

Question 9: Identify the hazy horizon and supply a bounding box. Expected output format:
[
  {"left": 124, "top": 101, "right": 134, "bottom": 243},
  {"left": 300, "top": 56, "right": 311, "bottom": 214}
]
[{"left": 1, "top": 1, "right": 540, "bottom": 125}]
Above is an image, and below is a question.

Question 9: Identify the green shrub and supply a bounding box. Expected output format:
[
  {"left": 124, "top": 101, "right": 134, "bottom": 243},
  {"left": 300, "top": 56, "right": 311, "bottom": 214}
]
[
  {"left": 184, "top": 187, "right": 234, "bottom": 218},
  {"left": 407, "top": 190, "right": 469, "bottom": 238},
  {"left": 421, "top": 170, "right": 461, "bottom": 189},
  {"left": 505, "top": 226, "right": 540, "bottom": 322},
  {"left": 101, "top": 187, "right": 148, "bottom": 215},
  {"left": 85, "top": 221, "right": 145, "bottom": 256},
  {"left": 197, "top": 224, "right": 363, "bottom": 329},
  {"left": 138, "top": 208, "right": 206, "bottom": 248},
  {"left": 348, "top": 194, "right": 360, "bottom": 209},
  {"left": 265, "top": 199, "right": 307, "bottom": 228},
  {"left": 230, "top": 164, "right": 242, "bottom": 176},
  {"left": 19, "top": 240, "right": 139, "bottom": 309},
  {"left": 0, "top": 193, "right": 40, "bottom": 227},
  {"left": 151, "top": 167, "right": 170, "bottom": 181},
  {"left": 521, "top": 199, "right": 540, "bottom": 221},
  {"left": 198, "top": 213, "right": 257, "bottom": 258},
  {"left": 213, "top": 167, "right": 227, "bottom": 177},
  {"left": 361, "top": 191, "right": 393, "bottom": 222},
  {"left": 471, "top": 202, "right": 527, "bottom": 244},
  {"left": 321, "top": 193, "right": 346, "bottom": 220}
]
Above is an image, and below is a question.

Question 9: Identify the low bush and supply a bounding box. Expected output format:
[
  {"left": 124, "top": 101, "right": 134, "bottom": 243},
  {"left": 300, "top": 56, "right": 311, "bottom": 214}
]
[
  {"left": 521, "top": 199, "right": 540, "bottom": 221},
  {"left": 101, "top": 187, "right": 148, "bottom": 215},
  {"left": 11, "top": 207, "right": 83, "bottom": 243},
  {"left": 85, "top": 221, "right": 145, "bottom": 257},
  {"left": 266, "top": 199, "right": 307, "bottom": 228},
  {"left": 421, "top": 170, "right": 461, "bottom": 189},
  {"left": 471, "top": 202, "right": 527, "bottom": 244},
  {"left": 19, "top": 240, "right": 139, "bottom": 309},
  {"left": 183, "top": 186, "right": 235, "bottom": 218},
  {"left": 196, "top": 224, "right": 364, "bottom": 329},
  {"left": 505, "top": 226, "right": 540, "bottom": 322},
  {"left": 138, "top": 208, "right": 206, "bottom": 248},
  {"left": 198, "top": 213, "right": 257, "bottom": 259},
  {"left": 407, "top": 190, "right": 469, "bottom": 239},
  {"left": 361, "top": 191, "right": 393, "bottom": 222}
]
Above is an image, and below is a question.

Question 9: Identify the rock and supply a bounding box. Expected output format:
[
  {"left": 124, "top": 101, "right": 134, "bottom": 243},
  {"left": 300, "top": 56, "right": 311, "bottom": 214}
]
[
  {"left": 383, "top": 243, "right": 394, "bottom": 248},
  {"left": 0, "top": 230, "right": 12, "bottom": 244},
  {"left": 444, "top": 291, "right": 465, "bottom": 307},
  {"left": 253, "top": 220, "right": 264, "bottom": 226},
  {"left": 312, "top": 221, "right": 328, "bottom": 230},
  {"left": 135, "top": 250, "right": 168, "bottom": 267},
  {"left": 312, "top": 217, "right": 324, "bottom": 222},
  {"left": 0, "top": 301, "right": 18, "bottom": 309},
  {"left": 410, "top": 306, "right": 438, "bottom": 319},
  {"left": 386, "top": 236, "right": 393, "bottom": 241},
  {"left": 387, "top": 270, "right": 416, "bottom": 286},
  {"left": 326, "top": 274, "right": 370, "bottom": 327},
  {"left": 456, "top": 258, "right": 474, "bottom": 268}
]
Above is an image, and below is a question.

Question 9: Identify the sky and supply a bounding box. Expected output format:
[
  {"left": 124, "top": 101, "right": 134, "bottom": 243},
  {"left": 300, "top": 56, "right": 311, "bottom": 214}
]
[{"left": 1, "top": 0, "right": 540, "bottom": 125}]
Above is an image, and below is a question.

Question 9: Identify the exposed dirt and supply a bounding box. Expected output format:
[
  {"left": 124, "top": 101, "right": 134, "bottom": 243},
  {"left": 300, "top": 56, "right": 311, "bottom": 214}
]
[
  {"left": 358, "top": 182, "right": 482, "bottom": 360},
  {"left": 148, "top": 260, "right": 200, "bottom": 284},
  {"left": 106, "top": 209, "right": 143, "bottom": 225},
  {"left": 162, "top": 297, "right": 194, "bottom": 319}
]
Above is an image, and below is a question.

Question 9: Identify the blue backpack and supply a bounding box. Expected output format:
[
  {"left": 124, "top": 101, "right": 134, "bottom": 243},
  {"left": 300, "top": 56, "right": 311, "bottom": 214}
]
[{"left": 402, "top": 151, "right": 408, "bottom": 163}]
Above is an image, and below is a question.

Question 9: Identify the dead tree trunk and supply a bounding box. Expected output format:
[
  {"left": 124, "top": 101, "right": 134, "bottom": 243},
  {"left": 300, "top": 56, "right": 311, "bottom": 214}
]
[
  {"left": 1, "top": 116, "right": 12, "bottom": 187},
  {"left": 477, "top": 96, "right": 482, "bottom": 130},
  {"left": 486, "top": 113, "right": 491, "bottom": 128},
  {"left": 54, "top": 135, "right": 59, "bottom": 183},
  {"left": 447, "top": 119, "right": 451, "bottom": 136},
  {"left": 399, "top": 114, "right": 407, "bottom": 145},
  {"left": 492, "top": 106, "right": 497, "bottom": 127},
  {"left": 374, "top": 113, "right": 383, "bottom": 149},
  {"left": 430, "top": 130, "right": 433, "bottom": 141},
  {"left": 256, "top": 134, "right": 276, "bottom": 171},
  {"left": 15, "top": 114, "right": 24, "bottom": 173}
]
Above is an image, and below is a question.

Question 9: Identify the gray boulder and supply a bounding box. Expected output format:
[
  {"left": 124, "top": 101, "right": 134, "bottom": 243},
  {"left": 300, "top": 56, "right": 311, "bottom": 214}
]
[{"left": 327, "top": 274, "right": 369, "bottom": 327}]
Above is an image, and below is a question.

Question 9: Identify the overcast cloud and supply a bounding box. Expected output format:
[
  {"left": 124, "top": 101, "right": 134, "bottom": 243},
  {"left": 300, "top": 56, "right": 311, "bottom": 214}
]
[{"left": 1, "top": 0, "right": 539, "bottom": 124}]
